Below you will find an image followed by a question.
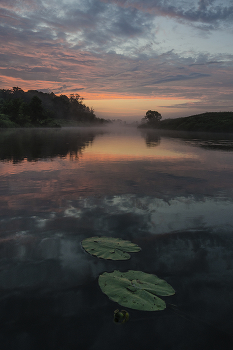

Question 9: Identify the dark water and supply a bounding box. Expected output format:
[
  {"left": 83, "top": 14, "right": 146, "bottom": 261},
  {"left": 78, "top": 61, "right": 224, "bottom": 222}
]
[{"left": 0, "top": 126, "right": 233, "bottom": 350}]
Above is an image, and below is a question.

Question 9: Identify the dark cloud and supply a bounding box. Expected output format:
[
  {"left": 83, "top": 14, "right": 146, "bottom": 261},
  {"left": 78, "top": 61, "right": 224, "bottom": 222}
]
[
  {"left": 104, "top": 0, "right": 233, "bottom": 26},
  {"left": 0, "top": 0, "right": 155, "bottom": 54},
  {"left": 148, "top": 72, "right": 211, "bottom": 85},
  {"left": 0, "top": 0, "right": 233, "bottom": 113},
  {"left": 30, "top": 67, "right": 58, "bottom": 73},
  {"left": 189, "top": 61, "right": 221, "bottom": 66}
]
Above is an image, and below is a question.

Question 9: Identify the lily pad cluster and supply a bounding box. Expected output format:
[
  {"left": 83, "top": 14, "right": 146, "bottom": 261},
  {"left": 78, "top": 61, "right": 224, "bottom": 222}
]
[{"left": 81, "top": 236, "right": 175, "bottom": 312}]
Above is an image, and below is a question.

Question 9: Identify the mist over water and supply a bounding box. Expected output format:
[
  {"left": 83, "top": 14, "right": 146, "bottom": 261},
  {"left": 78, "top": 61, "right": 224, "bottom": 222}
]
[{"left": 0, "top": 126, "right": 233, "bottom": 349}]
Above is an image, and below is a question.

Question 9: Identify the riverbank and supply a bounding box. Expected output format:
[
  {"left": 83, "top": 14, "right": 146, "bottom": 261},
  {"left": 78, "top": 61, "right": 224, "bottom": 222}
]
[
  {"left": 0, "top": 87, "right": 109, "bottom": 128},
  {"left": 139, "top": 112, "right": 233, "bottom": 132}
]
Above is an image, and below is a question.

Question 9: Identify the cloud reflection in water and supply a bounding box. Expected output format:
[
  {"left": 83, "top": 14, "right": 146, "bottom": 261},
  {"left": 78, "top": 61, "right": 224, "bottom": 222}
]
[{"left": 1, "top": 127, "right": 233, "bottom": 349}]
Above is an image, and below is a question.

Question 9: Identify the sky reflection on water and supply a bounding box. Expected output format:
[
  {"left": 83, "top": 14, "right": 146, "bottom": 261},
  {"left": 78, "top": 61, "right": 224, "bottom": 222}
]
[{"left": 0, "top": 127, "right": 233, "bottom": 349}]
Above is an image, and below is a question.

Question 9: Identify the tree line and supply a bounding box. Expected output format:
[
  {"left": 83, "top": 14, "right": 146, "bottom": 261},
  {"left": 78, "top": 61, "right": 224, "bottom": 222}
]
[
  {"left": 0, "top": 87, "right": 108, "bottom": 127},
  {"left": 138, "top": 109, "right": 233, "bottom": 133}
]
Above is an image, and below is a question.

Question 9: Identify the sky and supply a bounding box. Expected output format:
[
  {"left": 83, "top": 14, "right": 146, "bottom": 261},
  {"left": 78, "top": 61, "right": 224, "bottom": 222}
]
[{"left": 0, "top": 0, "right": 233, "bottom": 121}]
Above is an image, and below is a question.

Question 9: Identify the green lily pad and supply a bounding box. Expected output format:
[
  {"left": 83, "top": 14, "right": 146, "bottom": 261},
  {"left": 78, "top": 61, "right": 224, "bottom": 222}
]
[
  {"left": 98, "top": 270, "right": 175, "bottom": 311},
  {"left": 81, "top": 237, "right": 141, "bottom": 260}
]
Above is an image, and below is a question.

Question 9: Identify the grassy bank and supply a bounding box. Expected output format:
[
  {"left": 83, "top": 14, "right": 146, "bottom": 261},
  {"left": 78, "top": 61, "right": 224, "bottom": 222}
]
[{"left": 158, "top": 112, "right": 233, "bottom": 132}]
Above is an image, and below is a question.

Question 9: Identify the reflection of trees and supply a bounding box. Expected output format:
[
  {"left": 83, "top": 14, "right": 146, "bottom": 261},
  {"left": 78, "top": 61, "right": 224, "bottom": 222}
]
[
  {"left": 158, "top": 129, "right": 233, "bottom": 151},
  {"left": 188, "top": 139, "right": 233, "bottom": 151},
  {"left": 141, "top": 131, "right": 161, "bottom": 148},
  {"left": 0, "top": 128, "right": 104, "bottom": 163}
]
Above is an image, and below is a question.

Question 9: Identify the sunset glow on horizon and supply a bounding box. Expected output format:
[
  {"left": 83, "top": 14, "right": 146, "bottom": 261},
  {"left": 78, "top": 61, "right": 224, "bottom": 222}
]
[{"left": 1, "top": 0, "right": 233, "bottom": 121}]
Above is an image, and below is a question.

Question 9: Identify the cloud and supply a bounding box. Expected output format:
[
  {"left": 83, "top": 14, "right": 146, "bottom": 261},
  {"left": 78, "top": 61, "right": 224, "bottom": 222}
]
[
  {"left": 102, "top": 0, "right": 233, "bottom": 26},
  {"left": 30, "top": 67, "right": 58, "bottom": 73},
  {"left": 0, "top": 0, "right": 156, "bottom": 53},
  {"left": 0, "top": 0, "right": 233, "bottom": 114},
  {"left": 146, "top": 72, "right": 211, "bottom": 85}
]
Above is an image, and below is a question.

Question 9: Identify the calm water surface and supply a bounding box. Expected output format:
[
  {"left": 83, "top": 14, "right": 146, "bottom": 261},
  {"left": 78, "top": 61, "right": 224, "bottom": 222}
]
[{"left": 0, "top": 126, "right": 233, "bottom": 350}]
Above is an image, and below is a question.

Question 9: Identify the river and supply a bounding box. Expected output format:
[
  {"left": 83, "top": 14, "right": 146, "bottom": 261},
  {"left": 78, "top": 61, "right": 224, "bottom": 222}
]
[{"left": 0, "top": 126, "right": 233, "bottom": 349}]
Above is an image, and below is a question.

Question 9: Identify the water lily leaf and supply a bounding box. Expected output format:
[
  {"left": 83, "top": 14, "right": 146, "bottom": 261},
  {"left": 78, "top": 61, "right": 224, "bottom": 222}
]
[
  {"left": 81, "top": 237, "right": 141, "bottom": 260},
  {"left": 98, "top": 270, "right": 175, "bottom": 311}
]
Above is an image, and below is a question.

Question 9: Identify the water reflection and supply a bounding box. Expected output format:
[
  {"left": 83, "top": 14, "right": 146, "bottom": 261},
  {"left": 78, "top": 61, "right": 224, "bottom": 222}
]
[
  {"left": 140, "top": 130, "right": 160, "bottom": 148},
  {"left": 0, "top": 127, "right": 105, "bottom": 163},
  {"left": 155, "top": 129, "right": 233, "bottom": 151},
  {"left": 1, "top": 127, "right": 233, "bottom": 349},
  {"left": 186, "top": 138, "right": 233, "bottom": 151},
  {"left": 0, "top": 217, "right": 233, "bottom": 349}
]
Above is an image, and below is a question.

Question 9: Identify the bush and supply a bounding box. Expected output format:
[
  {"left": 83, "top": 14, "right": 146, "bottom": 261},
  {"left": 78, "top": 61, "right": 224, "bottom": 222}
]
[{"left": 0, "top": 114, "right": 18, "bottom": 128}]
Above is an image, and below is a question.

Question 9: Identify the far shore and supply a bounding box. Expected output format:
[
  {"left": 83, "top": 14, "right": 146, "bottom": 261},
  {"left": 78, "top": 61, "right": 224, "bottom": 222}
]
[{"left": 138, "top": 112, "right": 233, "bottom": 133}]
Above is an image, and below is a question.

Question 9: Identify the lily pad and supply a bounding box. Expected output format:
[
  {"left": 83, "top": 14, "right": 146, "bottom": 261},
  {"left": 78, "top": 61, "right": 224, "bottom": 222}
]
[
  {"left": 81, "top": 237, "right": 141, "bottom": 260},
  {"left": 98, "top": 270, "right": 175, "bottom": 311}
]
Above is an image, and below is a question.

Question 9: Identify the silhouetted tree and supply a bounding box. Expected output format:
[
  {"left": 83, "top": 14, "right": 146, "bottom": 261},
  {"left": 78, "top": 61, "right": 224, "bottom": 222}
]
[
  {"left": 18, "top": 101, "right": 31, "bottom": 125},
  {"left": 29, "top": 96, "right": 44, "bottom": 123},
  {"left": 138, "top": 110, "right": 162, "bottom": 129},
  {"left": 0, "top": 87, "right": 108, "bottom": 127},
  {"left": 143, "top": 110, "right": 162, "bottom": 123},
  {"left": 0, "top": 98, "right": 23, "bottom": 122}
]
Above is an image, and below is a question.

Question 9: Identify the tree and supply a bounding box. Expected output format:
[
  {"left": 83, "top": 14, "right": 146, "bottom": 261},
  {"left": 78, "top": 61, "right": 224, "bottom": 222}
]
[
  {"left": 29, "top": 96, "right": 43, "bottom": 123},
  {"left": 18, "top": 101, "right": 31, "bottom": 125},
  {"left": 12, "top": 87, "right": 24, "bottom": 94},
  {"left": 143, "top": 110, "right": 162, "bottom": 124},
  {"left": 0, "top": 98, "right": 23, "bottom": 122},
  {"left": 0, "top": 86, "right": 109, "bottom": 127}
]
